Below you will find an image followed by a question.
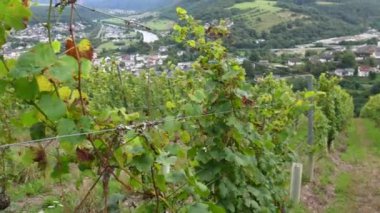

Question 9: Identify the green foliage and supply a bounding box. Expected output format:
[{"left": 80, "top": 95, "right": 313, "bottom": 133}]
[
  {"left": 0, "top": 0, "right": 31, "bottom": 47},
  {"left": 360, "top": 94, "right": 380, "bottom": 125},
  {"left": 337, "top": 51, "right": 357, "bottom": 69},
  {"left": 317, "top": 74, "right": 354, "bottom": 150},
  {"left": 0, "top": 4, "right": 357, "bottom": 213}
]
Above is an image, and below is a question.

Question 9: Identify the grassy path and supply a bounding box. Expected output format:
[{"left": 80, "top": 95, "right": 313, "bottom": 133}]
[{"left": 326, "top": 119, "right": 380, "bottom": 213}]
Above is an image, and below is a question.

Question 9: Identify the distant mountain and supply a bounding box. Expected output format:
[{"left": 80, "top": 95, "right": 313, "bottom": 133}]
[
  {"left": 35, "top": 0, "right": 179, "bottom": 11},
  {"left": 158, "top": 0, "right": 380, "bottom": 49}
]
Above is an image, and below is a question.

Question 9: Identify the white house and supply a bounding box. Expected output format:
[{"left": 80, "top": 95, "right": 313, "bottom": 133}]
[
  {"left": 358, "top": 65, "right": 376, "bottom": 77},
  {"left": 287, "top": 58, "right": 303, "bottom": 66},
  {"left": 177, "top": 62, "right": 193, "bottom": 71},
  {"left": 334, "top": 68, "right": 355, "bottom": 77}
]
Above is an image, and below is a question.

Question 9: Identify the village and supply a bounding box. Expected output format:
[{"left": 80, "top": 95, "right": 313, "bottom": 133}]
[
  {"left": 2, "top": 22, "right": 87, "bottom": 59},
  {"left": 3, "top": 18, "right": 380, "bottom": 79},
  {"left": 261, "top": 29, "right": 380, "bottom": 79}
]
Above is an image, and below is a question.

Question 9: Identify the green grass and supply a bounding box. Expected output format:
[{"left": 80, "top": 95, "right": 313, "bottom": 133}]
[
  {"left": 325, "top": 172, "right": 353, "bottom": 213},
  {"left": 97, "top": 39, "right": 137, "bottom": 51},
  {"left": 335, "top": 172, "right": 351, "bottom": 194},
  {"left": 143, "top": 18, "right": 175, "bottom": 31},
  {"left": 340, "top": 122, "right": 366, "bottom": 163},
  {"left": 101, "top": 18, "right": 126, "bottom": 25},
  {"left": 230, "top": 0, "right": 305, "bottom": 31},
  {"left": 362, "top": 119, "right": 380, "bottom": 155},
  {"left": 316, "top": 1, "right": 340, "bottom": 6},
  {"left": 9, "top": 179, "right": 51, "bottom": 201},
  {"left": 325, "top": 119, "right": 380, "bottom": 212},
  {"left": 318, "top": 158, "right": 335, "bottom": 186},
  {"left": 229, "top": 0, "right": 280, "bottom": 11}
]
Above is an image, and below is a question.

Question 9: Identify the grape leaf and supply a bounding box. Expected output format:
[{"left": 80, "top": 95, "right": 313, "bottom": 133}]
[
  {"left": 14, "top": 77, "right": 39, "bottom": 100},
  {"left": 37, "top": 94, "right": 66, "bottom": 121},
  {"left": 20, "top": 109, "right": 38, "bottom": 127},
  {"left": 51, "top": 155, "right": 70, "bottom": 178},
  {"left": 57, "top": 118, "right": 82, "bottom": 143},
  {"left": 30, "top": 122, "right": 46, "bottom": 140},
  {"left": 188, "top": 203, "right": 209, "bottom": 213},
  {"left": 52, "top": 40, "right": 61, "bottom": 53},
  {"left": 80, "top": 59, "right": 92, "bottom": 78},
  {"left": 49, "top": 55, "right": 77, "bottom": 82},
  {"left": 132, "top": 152, "right": 154, "bottom": 172},
  {"left": 36, "top": 75, "right": 53, "bottom": 92},
  {"left": 11, "top": 43, "right": 56, "bottom": 78},
  {"left": 1, "top": 0, "right": 32, "bottom": 30}
]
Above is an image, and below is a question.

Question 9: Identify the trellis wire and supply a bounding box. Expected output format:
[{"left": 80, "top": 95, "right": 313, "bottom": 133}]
[
  {"left": 0, "top": 110, "right": 235, "bottom": 150},
  {"left": 75, "top": 3, "right": 152, "bottom": 31}
]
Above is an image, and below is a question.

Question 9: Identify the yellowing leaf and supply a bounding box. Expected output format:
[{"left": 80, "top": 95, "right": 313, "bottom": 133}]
[
  {"left": 77, "top": 39, "right": 91, "bottom": 52},
  {"left": 165, "top": 101, "right": 176, "bottom": 109},
  {"left": 36, "top": 75, "right": 53, "bottom": 92},
  {"left": 70, "top": 90, "right": 89, "bottom": 103},
  {"left": 58, "top": 86, "right": 71, "bottom": 100},
  {"left": 124, "top": 112, "right": 140, "bottom": 122},
  {"left": 52, "top": 40, "right": 61, "bottom": 53},
  {"left": 180, "top": 131, "right": 191, "bottom": 143}
]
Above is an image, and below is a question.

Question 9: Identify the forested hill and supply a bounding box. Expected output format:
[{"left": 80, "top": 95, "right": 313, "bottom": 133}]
[{"left": 159, "top": 0, "right": 380, "bottom": 49}]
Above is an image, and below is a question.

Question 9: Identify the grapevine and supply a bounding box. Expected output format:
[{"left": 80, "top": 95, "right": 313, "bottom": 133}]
[{"left": 0, "top": 1, "right": 356, "bottom": 212}]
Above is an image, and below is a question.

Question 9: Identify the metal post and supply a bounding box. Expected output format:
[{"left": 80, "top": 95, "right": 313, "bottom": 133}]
[
  {"left": 306, "top": 75, "right": 314, "bottom": 181},
  {"left": 290, "top": 162, "right": 303, "bottom": 203}
]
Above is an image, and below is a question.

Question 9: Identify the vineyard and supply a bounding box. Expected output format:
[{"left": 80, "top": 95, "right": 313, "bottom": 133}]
[{"left": 0, "top": 1, "right": 369, "bottom": 212}]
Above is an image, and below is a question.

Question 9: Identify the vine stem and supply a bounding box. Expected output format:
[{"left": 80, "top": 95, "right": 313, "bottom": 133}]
[
  {"left": 47, "top": 0, "right": 53, "bottom": 45},
  {"left": 102, "top": 167, "right": 110, "bottom": 213},
  {"left": 0, "top": 150, "right": 5, "bottom": 193},
  {"left": 69, "top": 3, "right": 86, "bottom": 115},
  {"left": 151, "top": 166, "right": 160, "bottom": 213},
  {"left": 28, "top": 101, "right": 56, "bottom": 131},
  {"left": 74, "top": 169, "right": 105, "bottom": 212},
  {"left": 56, "top": 148, "right": 64, "bottom": 199},
  {"left": 0, "top": 56, "right": 10, "bottom": 73}
]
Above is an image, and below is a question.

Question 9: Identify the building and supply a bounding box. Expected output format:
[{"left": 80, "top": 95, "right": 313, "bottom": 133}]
[
  {"left": 177, "top": 62, "right": 193, "bottom": 71},
  {"left": 355, "top": 45, "right": 378, "bottom": 58},
  {"left": 334, "top": 68, "right": 355, "bottom": 77},
  {"left": 320, "top": 51, "right": 334, "bottom": 63},
  {"left": 358, "top": 65, "right": 376, "bottom": 77},
  {"left": 287, "top": 58, "right": 303, "bottom": 66}
]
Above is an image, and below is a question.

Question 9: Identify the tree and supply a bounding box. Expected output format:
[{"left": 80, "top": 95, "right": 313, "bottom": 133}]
[
  {"left": 242, "top": 60, "right": 255, "bottom": 80},
  {"left": 339, "top": 51, "right": 357, "bottom": 68},
  {"left": 370, "top": 82, "right": 380, "bottom": 95},
  {"left": 305, "top": 50, "right": 318, "bottom": 57},
  {"left": 369, "top": 72, "right": 377, "bottom": 80},
  {"left": 364, "top": 57, "right": 376, "bottom": 67},
  {"left": 249, "top": 50, "right": 260, "bottom": 62}
]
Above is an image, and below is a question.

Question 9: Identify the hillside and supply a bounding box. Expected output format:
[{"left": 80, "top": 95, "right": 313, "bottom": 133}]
[{"left": 158, "top": 0, "right": 380, "bottom": 49}]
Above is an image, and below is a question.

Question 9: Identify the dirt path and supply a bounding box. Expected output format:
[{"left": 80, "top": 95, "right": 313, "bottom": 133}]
[
  {"left": 341, "top": 119, "right": 380, "bottom": 213},
  {"left": 301, "top": 119, "right": 380, "bottom": 213}
]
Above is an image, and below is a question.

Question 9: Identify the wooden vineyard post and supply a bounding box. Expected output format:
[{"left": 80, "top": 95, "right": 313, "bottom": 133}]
[
  {"left": 306, "top": 75, "right": 314, "bottom": 182},
  {"left": 290, "top": 162, "right": 303, "bottom": 203}
]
